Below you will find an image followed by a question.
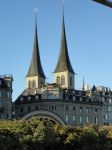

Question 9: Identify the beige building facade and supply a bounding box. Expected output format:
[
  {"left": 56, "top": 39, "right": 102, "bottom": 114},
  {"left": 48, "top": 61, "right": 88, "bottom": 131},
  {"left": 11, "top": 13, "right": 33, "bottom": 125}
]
[{"left": 15, "top": 13, "right": 108, "bottom": 126}]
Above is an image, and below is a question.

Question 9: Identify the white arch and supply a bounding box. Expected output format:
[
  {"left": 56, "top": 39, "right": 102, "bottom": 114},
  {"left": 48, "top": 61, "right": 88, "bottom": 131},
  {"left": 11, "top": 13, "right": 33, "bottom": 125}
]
[{"left": 21, "top": 110, "right": 66, "bottom": 125}]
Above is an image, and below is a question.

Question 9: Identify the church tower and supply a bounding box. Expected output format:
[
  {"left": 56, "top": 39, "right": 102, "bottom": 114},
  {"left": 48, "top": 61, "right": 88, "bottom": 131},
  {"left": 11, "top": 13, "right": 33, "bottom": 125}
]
[
  {"left": 26, "top": 17, "right": 46, "bottom": 89},
  {"left": 54, "top": 13, "right": 75, "bottom": 89}
]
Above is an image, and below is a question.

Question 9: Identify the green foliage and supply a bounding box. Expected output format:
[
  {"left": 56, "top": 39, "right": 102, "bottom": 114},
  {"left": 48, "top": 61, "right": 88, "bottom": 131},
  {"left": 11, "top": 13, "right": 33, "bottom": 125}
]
[{"left": 1, "top": 118, "right": 112, "bottom": 150}]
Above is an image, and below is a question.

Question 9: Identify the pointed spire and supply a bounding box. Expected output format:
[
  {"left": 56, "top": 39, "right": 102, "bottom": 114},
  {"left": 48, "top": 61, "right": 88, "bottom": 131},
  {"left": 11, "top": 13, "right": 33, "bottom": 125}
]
[
  {"left": 54, "top": 8, "right": 75, "bottom": 74},
  {"left": 26, "top": 13, "right": 46, "bottom": 78}
]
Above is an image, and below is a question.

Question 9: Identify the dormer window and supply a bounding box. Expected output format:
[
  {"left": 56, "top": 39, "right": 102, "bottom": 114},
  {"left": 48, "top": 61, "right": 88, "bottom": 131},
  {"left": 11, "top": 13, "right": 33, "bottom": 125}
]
[
  {"left": 28, "top": 96, "right": 31, "bottom": 101},
  {"left": 80, "top": 97, "right": 83, "bottom": 101},
  {"left": 7, "top": 82, "right": 11, "bottom": 88},
  {"left": 36, "top": 95, "right": 39, "bottom": 100},
  {"left": 20, "top": 97, "right": 24, "bottom": 101},
  {"left": 73, "top": 96, "right": 76, "bottom": 101},
  {"left": 7, "top": 92, "right": 10, "bottom": 98}
]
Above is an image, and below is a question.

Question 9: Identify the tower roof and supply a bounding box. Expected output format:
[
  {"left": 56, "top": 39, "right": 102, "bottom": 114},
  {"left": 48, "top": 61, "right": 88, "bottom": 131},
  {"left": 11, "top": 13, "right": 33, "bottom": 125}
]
[
  {"left": 54, "top": 15, "right": 75, "bottom": 74},
  {"left": 26, "top": 21, "right": 46, "bottom": 78}
]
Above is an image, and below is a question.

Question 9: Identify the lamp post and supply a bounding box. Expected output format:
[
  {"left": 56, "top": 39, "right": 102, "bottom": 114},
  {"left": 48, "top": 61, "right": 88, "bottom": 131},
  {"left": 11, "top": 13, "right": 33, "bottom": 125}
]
[{"left": 92, "top": 0, "right": 112, "bottom": 8}]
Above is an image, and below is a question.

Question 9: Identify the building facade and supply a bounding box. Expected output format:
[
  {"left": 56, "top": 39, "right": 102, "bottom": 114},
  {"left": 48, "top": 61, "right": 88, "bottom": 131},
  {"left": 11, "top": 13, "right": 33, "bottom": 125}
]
[
  {"left": 0, "top": 74, "right": 13, "bottom": 119},
  {"left": 14, "top": 13, "right": 107, "bottom": 126}
]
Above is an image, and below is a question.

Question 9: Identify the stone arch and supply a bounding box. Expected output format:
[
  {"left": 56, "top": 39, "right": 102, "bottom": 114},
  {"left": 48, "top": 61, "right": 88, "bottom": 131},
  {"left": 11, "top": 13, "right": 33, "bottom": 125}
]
[{"left": 21, "top": 110, "right": 66, "bottom": 125}]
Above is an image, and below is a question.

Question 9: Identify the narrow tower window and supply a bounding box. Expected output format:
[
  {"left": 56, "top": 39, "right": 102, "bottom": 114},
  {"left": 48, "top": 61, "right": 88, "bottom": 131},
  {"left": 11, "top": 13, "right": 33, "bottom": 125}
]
[
  {"left": 28, "top": 80, "right": 32, "bottom": 89},
  {"left": 56, "top": 76, "right": 60, "bottom": 85},
  {"left": 61, "top": 75, "right": 65, "bottom": 85},
  {"left": 32, "top": 80, "right": 36, "bottom": 88}
]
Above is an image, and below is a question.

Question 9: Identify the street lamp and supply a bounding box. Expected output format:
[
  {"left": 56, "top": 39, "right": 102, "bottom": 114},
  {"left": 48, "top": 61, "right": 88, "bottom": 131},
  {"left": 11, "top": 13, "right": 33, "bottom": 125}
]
[{"left": 93, "top": 0, "right": 112, "bottom": 8}]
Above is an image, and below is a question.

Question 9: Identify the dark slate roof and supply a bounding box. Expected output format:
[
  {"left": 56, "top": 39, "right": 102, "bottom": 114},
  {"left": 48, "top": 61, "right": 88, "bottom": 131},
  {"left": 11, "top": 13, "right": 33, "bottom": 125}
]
[
  {"left": 54, "top": 15, "right": 75, "bottom": 74},
  {"left": 26, "top": 23, "right": 46, "bottom": 78},
  {"left": 15, "top": 88, "right": 102, "bottom": 106}
]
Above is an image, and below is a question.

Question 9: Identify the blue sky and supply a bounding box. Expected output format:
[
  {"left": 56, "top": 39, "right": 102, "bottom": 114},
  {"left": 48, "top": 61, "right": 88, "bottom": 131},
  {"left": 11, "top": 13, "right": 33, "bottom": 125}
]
[{"left": 0, "top": 0, "right": 112, "bottom": 100}]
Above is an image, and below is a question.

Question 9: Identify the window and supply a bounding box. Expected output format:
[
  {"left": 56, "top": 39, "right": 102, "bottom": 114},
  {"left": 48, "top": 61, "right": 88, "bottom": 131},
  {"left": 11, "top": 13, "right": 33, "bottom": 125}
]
[
  {"left": 20, "top": 108, "right": 23, "bottom": 113},
  {"left": 109, "top": 98, "right": 112, "bottom": 104},
  {"left": 56, "top": 76, "right": 60, "bottom": 85},
  {"left": 105, "top": 113, "right": 108, "bottom": 120},
  {"left": 36, "top": 106, "right": 38, "bottom": 110},
  {"left": 28, "top": 107, "right": 31, "bottom": 113},
  {"left": 86, "top": 108, "right": 89, "bottom": 113},
  {"left": 36, "top": 95, "right": 39, "bottom": 100},
  {"left": 95, "top": 108, "right": 98, "bottom": 113},
  {"left": 51, "top": 106, "right": 56, "bottom": 110},
  {"left": 102, "top": 97, "right": 105, "bottom": 102},
  {"left": 73, "top": 96, "right": 76, "bottom": 101},
  {"left": 40, "top": 81, "right": 43, "bottom": 87},
  {"left": 80, "top": 107, "right": 83, "bottom": 113},
  {"left": 48, "top": 94, "right": 54, "bottom": 99},
  {"left": 73, "top": 107, "right": 75, "bottom": 111},
  {"left": 80, "top": 97, "right": 83, "bottom": 101},
  {"left": 7, "top": 92, "right": 10, "bottom": 98},
  {"left": 28, "top": 97, "right": 31, "bottom": 101},
  {"left": 20, "top": 97, "right": 24, "bottom": 101},
  {"left": 73, "top": 115, "right": 76, "bottom": 123},
  {"left": 48, "top": 106, "right": 50, "bottom": 110},
  {"left": 61, "top": 75, "right": 65, "bottom": 85},
  {"left": 95, "top": 117, "right": 98, "bottom": 125},
  {"left": 7, "top": 82, "right": 11, "bottom": 88},
  {"left": 70, "top": 76, "right": 72, "bottom": 87},
  {"left": 32, "top": 80, "right": 36, "bottom": 88},
  {"left": 86, "top": 116, "right": 89, "bottom": 124},
  {"left": 108, "top": 106, "right": 111, "bottom": 112},
  {"left": 7, "top": 114, "right": 9, "bottom": 119},
  {"left": 51, "top": 106, "right": 54, "bottom": 110},
  {"left": 66, "top": 106, "right": 69, "bottom": 111},
  {"left": 65, "top": 115, "right": 68, "bottom": 123},
  {"left": 80, "top": 116, "right": 83, "bottom": 124},
  {"left": 28, "top": 80, "right": 31, "bottom": 89}
]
